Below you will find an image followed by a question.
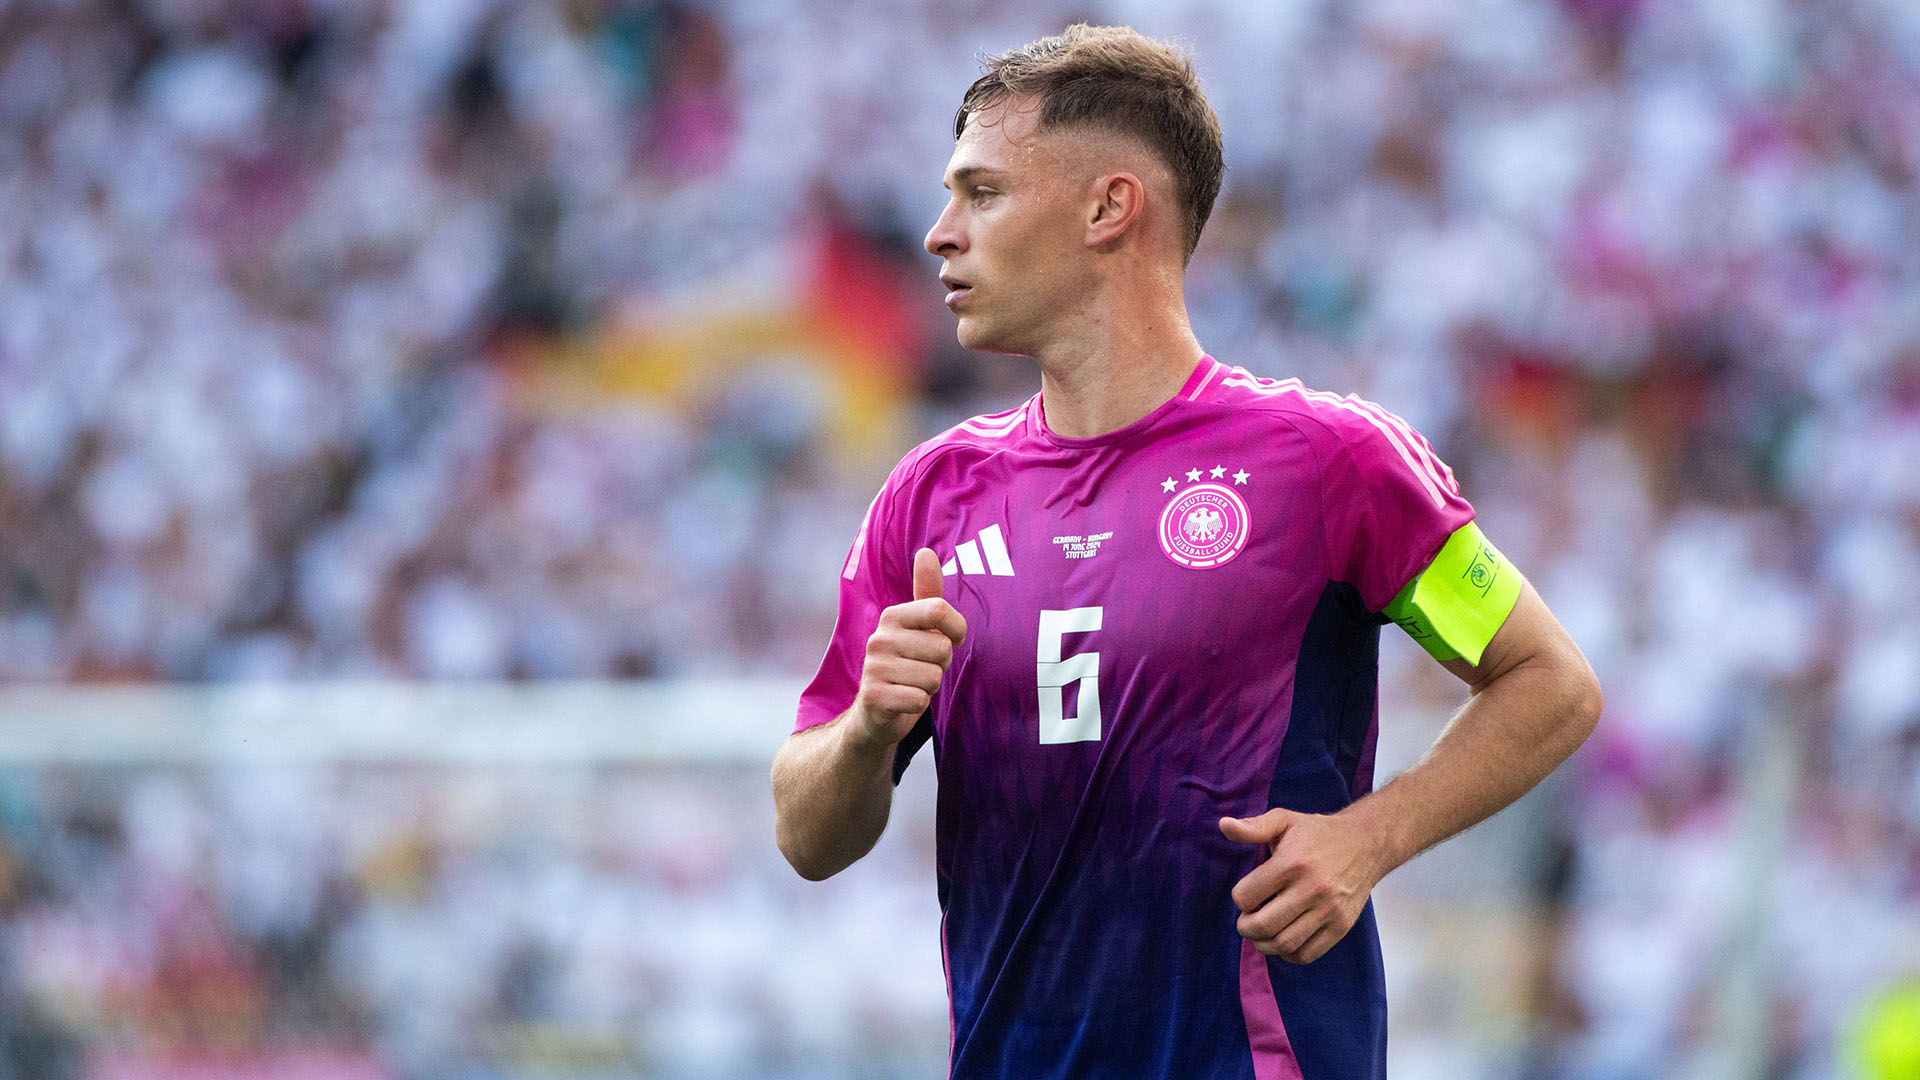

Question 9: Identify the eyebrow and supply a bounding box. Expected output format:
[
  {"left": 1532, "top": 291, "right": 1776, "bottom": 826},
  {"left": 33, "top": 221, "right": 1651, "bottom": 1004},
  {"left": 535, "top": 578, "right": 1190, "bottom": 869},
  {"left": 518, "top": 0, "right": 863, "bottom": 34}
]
[{"left": 942, "top": 166, "right": 1006, "bottom": 191}]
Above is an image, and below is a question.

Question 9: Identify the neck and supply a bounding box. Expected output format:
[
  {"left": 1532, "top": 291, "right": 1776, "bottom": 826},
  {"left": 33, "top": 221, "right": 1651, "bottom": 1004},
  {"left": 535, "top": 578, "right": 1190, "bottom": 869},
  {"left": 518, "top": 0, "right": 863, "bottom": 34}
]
[{"left": 1030, "top": 274, "right": 1205, "bottom": 439}]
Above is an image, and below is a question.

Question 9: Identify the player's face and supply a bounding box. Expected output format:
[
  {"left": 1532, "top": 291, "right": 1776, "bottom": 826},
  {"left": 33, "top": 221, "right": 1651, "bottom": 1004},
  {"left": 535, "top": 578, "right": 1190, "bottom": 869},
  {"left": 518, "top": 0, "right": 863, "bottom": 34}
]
[{"left": 924, "top": 100, "right": 1096, "bottom": 356}]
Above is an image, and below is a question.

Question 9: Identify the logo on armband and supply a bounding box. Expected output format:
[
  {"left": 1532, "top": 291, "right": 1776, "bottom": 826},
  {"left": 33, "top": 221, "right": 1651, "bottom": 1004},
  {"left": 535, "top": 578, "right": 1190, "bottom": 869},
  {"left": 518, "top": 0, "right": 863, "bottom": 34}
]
[
  {"left": 1466, "top": 543, "right": 1501, "bottom": 595},
  {"left": 1156, "top": 474, "right": 1251, "bottom": 570}
]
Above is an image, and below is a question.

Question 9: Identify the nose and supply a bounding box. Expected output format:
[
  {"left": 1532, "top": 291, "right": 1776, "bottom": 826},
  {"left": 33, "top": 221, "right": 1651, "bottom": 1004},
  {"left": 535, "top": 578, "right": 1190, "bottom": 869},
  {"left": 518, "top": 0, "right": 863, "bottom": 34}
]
[{"left": 924, "top": 200, "right": 965, "bottom": 257}]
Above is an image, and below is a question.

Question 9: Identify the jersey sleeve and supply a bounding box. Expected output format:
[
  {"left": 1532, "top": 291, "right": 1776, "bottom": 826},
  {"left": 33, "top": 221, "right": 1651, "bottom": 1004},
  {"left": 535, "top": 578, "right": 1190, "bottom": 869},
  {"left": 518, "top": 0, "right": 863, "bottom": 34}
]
[
  {"left": 795, "top": 481, "right": 907, "bottom": 735},
  {"left": 1317, "top": 400, "right": 1476, "bottom": 614}
]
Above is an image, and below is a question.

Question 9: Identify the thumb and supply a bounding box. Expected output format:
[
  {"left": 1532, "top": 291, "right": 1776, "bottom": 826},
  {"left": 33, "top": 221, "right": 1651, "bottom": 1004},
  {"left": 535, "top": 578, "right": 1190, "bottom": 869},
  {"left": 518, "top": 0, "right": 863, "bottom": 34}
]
[
  {"left": 1219, "top": 808, "right": 1295, "bottom": 845},
  {"left": 913, "top": 547, "right": 944, "bottom": 602}
]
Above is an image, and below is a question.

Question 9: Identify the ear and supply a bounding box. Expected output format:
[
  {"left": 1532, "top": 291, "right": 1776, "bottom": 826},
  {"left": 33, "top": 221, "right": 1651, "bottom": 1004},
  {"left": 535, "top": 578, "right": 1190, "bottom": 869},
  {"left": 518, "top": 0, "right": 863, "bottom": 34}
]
[{"left": 1085, "top": 171, "right": 1145, "bottom": 249}]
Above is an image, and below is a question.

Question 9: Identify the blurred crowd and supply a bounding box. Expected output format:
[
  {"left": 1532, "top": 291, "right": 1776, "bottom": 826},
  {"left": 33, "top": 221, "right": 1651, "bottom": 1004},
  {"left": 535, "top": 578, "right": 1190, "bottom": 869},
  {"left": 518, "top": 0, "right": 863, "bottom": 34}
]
[
  {"left": 0, "top": 758, "right": 949, "bottom": 1080},
  {"left": 2, "top": 0, "right": 1920, "bottom": 1076}
]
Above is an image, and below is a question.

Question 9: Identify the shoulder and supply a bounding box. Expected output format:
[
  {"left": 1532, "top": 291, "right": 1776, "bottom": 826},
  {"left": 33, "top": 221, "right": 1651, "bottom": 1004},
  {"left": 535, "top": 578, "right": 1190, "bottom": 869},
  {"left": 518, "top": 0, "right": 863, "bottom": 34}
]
[
  {"left": 1204, "top": 365, "right": 1460, "bottom": 501},
  {"left": 886, "top": 397, "right": 1036, "bottom": 488},
  {"left": 844, "top": 402, "right": 1031, "bottom": 580},
  {"left": 1206, "top": 367, "right": 1399, "bottom": 445}
]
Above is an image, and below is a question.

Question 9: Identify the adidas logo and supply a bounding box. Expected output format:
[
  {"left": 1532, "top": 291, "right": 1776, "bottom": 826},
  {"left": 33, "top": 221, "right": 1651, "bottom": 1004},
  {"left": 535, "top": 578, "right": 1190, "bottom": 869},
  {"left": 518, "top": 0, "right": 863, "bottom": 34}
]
[{"left": 941, "top": 524, "right": 1016, "bottom": 577}]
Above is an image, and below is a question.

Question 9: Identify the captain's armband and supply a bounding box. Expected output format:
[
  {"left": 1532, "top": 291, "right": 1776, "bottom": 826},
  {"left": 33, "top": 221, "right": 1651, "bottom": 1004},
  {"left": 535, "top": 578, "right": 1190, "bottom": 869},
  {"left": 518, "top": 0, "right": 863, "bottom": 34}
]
[{"left": 1382, "top": 521, "right": 1524, "bottom": 666}]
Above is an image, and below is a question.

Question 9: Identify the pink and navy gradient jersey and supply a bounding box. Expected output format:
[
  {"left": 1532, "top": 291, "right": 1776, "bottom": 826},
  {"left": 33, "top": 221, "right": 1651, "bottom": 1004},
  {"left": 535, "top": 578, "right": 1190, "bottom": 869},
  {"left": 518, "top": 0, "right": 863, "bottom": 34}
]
[{"left": 795, "top": 355, "right": 1474, "bottom": 1080}]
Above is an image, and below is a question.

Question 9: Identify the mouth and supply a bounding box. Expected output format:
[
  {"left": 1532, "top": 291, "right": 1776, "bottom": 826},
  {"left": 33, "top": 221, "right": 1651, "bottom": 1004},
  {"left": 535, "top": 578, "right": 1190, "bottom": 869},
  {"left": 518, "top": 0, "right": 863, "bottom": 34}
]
[{"left": 941, "top": 276, "right": 973, "bottom": 308}]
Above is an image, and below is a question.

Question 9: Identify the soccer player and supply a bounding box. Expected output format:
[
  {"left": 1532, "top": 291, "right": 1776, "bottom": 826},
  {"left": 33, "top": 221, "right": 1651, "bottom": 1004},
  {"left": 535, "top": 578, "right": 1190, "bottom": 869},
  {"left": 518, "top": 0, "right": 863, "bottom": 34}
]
[{"left": 771, "top": 24, "right": 1602, "bottom": 1080}]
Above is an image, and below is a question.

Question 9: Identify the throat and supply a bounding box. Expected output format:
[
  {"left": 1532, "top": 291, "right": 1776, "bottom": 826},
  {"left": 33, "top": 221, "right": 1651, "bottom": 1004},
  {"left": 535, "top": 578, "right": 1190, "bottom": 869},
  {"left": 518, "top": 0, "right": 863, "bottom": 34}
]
[{"left": 1038, "top": 351, "right": 1206, "bottom": 439}]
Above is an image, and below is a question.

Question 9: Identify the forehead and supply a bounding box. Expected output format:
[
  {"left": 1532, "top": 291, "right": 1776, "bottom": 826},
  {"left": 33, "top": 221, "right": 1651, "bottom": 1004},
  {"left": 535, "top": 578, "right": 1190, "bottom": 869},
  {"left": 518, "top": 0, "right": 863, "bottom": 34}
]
[{"left": 944, "top": 99, "right": 1051, "bottom": 179}]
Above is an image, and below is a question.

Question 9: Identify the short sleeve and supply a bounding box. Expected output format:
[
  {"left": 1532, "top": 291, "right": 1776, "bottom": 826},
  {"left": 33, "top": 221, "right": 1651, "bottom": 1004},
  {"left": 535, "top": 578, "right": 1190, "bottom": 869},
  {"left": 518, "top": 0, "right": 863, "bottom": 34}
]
[
  {"left": 794, "top": 481, "right": 906, "bottom": 735},
  {"left": 1319, "top": 401, "right": 1476, "bottom": 614}
]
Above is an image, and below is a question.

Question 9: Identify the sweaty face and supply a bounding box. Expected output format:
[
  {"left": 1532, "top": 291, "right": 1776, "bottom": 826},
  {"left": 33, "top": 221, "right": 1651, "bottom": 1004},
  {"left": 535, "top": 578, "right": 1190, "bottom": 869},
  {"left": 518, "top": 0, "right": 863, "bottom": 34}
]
[{"left": 924, "top": 101, "right": 1096, "bottom": 356}]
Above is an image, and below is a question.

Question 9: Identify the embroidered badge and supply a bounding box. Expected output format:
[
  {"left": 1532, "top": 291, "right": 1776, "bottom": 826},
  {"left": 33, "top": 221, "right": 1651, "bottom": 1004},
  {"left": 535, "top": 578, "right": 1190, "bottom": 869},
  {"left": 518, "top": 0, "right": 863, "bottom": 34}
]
[{"left": 1157, "top": 478, "right": 1250, "bottom": 569}]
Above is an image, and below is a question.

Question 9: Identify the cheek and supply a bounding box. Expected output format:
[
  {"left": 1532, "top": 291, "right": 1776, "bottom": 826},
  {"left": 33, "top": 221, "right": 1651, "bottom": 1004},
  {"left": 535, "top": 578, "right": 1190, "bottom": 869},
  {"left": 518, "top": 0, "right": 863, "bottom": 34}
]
[{"left": 998, "top": 213, "right": 1077, "bottom": 282}]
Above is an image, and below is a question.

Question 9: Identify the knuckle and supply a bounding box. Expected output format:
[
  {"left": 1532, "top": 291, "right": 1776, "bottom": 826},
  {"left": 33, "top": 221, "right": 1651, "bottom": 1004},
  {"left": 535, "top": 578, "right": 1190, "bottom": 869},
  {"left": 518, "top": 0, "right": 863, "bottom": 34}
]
[{"left": 1283, "top": 922, "right": 1319, "bottom": 954}]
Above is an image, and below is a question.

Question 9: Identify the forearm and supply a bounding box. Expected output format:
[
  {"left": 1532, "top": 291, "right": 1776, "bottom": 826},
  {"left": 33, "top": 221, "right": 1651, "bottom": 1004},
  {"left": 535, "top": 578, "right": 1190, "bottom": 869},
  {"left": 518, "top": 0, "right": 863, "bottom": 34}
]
[
  {"left": 1345, "top": 652, "right": 1601, "bottom": 879},
  {"left": 771, "top": 709, "right": 901, "bottom": 880}
]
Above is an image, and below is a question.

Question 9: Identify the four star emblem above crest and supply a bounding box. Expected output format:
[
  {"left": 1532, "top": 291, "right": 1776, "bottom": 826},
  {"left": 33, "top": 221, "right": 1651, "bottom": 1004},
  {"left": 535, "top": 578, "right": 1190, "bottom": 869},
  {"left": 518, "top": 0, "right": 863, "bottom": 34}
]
[{"left": 1161, "top": 466, "right": 1252, "bottom": 491}]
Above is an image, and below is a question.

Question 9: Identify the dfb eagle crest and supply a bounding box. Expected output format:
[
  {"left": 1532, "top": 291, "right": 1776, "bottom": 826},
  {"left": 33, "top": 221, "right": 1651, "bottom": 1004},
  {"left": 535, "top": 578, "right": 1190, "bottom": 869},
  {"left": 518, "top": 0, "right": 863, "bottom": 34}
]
[{"left": 1157, "top": 479, "right": 1251, "bottom": 570}]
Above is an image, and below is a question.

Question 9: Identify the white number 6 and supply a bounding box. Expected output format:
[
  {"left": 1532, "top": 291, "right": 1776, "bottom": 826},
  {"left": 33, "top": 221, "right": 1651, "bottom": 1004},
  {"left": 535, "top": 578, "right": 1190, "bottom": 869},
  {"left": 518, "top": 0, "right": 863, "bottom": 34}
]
[{"left": 1037, "top": 607, "right": 1103, "bottom": 744}]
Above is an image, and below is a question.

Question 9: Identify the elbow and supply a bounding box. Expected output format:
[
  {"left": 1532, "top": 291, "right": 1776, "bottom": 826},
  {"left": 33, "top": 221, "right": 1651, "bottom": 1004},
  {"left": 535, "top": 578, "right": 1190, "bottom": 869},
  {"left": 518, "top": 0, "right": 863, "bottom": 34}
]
[
  {"left": 788, "top": 857, "right": 839, "bottom": 883},
  {"left": 773, "top": 816, "right": 819, "bottom": 880},
  {"left": 767, "top": 725, "right": 885, "bottom": 882},
  {"left": 1568, "top": 663, "right": 1603, "bottom": 749},
  {"left": 769, "top": 788, "right": 822, "bottom": 882},
  {"left": 770, "top": 763, "right": 839, "bottom": 881},
  {"left": 774, "top": 823, "right": 843, "bottom": 882},
  {"left": 770, "top": 785, "right": 845, "bottom": 882},
  {"left": 769, "top": 753, "right": 820, "bottom": 881}
]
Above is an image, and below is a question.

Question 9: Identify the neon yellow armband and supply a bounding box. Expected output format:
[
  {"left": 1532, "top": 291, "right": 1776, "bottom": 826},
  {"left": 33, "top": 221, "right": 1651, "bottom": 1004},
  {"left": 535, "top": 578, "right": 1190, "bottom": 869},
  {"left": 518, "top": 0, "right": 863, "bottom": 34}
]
[{"left": 1382, "top": 521, "right": 1524, "bottom": 666}]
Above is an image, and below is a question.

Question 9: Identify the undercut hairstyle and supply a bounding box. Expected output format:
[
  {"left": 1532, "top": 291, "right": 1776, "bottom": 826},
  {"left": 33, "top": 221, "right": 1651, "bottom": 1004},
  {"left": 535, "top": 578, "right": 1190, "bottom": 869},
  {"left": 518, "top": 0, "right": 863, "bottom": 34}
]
[{"left": 956, "top": 24, "right": 1226, "bottom": 264}]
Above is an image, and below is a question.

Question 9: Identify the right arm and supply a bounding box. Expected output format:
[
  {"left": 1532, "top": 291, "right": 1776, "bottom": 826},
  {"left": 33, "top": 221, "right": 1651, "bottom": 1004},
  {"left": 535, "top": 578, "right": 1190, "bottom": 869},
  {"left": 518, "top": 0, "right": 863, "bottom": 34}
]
[
  {"left": 772, "top": 548, "right": 965, "bottom": 880},
  {"left": 770, "top": 708, "right": 907, "bottom": 881}
]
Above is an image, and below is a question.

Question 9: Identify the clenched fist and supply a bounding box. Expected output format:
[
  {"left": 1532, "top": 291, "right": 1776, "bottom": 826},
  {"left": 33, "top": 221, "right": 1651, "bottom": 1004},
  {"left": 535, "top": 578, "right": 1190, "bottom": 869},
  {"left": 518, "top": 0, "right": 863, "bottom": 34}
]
[{"left": 848, "top": 547, "right": 968, "bottom": 749}]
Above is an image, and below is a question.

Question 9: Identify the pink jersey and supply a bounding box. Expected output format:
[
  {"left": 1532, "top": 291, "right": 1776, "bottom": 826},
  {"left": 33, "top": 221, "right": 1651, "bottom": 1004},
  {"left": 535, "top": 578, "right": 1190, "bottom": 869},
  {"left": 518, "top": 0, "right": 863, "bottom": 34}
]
[{"left": 796, "top": 355, "right": 1474, "bottom": 1080}]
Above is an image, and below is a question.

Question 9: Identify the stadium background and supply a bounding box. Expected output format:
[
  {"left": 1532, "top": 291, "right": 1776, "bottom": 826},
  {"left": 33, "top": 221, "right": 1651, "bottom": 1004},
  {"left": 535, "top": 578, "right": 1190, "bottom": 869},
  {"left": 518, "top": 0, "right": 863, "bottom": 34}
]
[{"left": 1, "top": 0, "right": 1918, "bottom": 1077}]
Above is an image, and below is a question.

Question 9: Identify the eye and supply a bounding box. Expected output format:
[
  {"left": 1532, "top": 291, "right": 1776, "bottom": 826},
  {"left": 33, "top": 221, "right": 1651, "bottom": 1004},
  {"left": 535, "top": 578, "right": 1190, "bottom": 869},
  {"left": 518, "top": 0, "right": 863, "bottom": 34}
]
[{"left": 970, "top": 188, "right": 998, "bottom": 204}]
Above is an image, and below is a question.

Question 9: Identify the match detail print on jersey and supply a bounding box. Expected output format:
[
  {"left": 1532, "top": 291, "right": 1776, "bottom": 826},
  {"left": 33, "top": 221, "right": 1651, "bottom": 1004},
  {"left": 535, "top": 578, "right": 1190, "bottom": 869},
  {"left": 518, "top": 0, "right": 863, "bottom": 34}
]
[{"left": 1383, "top": 520, "right": 1523, "bottom": 666}]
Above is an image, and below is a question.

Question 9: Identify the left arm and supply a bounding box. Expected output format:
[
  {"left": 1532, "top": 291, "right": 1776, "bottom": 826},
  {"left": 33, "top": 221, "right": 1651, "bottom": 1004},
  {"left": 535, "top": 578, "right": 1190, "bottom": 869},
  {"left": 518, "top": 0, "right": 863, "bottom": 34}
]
[{"left": 1219, "top": 579, "right": 1601, "bottom": 964}]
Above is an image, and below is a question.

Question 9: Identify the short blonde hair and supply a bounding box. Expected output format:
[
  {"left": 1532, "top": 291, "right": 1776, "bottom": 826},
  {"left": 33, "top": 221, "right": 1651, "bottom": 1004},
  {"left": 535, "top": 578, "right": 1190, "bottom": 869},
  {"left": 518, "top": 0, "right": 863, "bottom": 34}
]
[{"left": 956, "top": 24, "right": 1225, "bottom": 263}]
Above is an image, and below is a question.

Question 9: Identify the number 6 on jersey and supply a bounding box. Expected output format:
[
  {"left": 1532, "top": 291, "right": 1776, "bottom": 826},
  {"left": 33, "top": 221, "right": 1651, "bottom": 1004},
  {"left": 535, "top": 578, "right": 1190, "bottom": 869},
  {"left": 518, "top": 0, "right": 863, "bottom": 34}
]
[{"left": 1036, "top": 607, "right": 1103, "bottom": 744}]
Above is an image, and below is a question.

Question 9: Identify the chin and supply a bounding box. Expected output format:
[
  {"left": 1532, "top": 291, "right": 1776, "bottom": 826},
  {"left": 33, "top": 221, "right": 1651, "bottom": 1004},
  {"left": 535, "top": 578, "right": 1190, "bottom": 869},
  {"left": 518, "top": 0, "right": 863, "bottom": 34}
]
[
  {"left": 954, "top": 322, "right": 992, "bottom": 352},
  {"left": 954, "top": 318, "right": 994, "bottom": 352},
  {"left": 955, "top": 317, "right": 1031, "bottom": 357}
]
